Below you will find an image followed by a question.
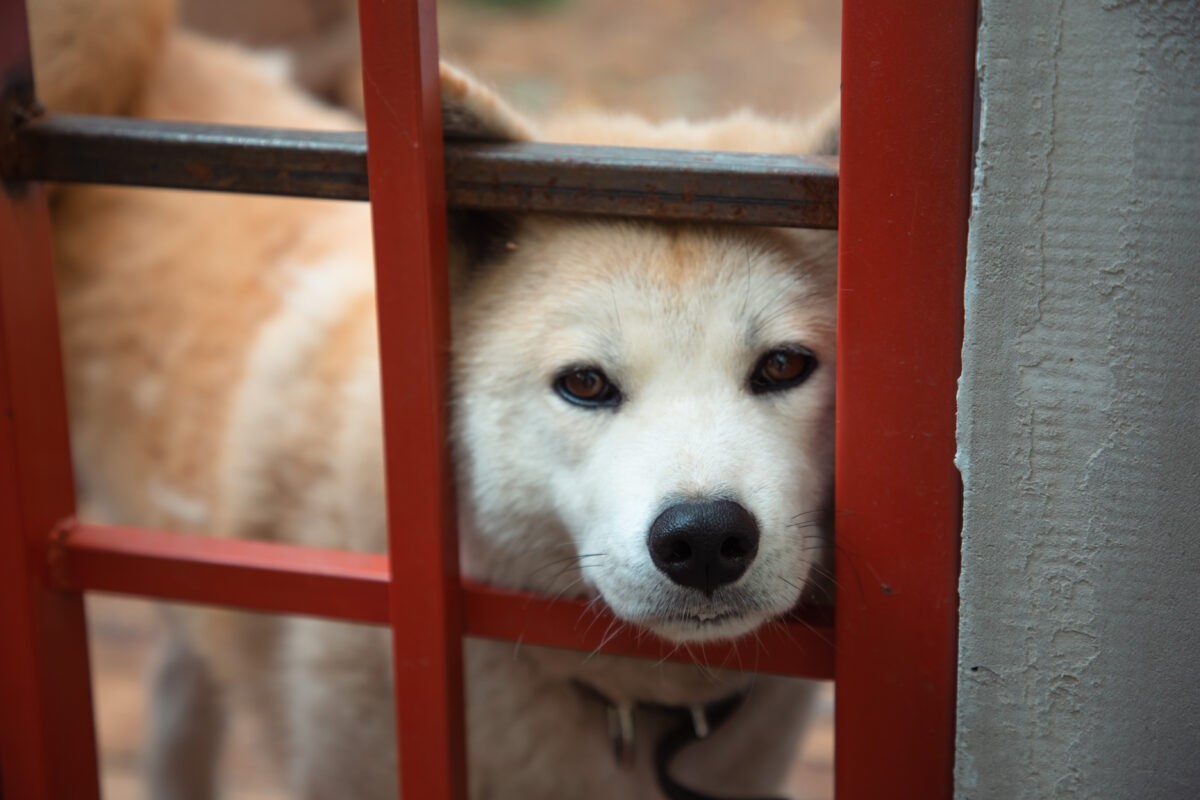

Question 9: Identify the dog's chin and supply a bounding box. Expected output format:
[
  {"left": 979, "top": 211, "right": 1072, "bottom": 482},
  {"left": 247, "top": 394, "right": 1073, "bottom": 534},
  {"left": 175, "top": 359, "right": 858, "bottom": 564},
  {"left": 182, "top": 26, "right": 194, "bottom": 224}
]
[{"left": 637, "top": 607, "right": 774, "bottom": 645}]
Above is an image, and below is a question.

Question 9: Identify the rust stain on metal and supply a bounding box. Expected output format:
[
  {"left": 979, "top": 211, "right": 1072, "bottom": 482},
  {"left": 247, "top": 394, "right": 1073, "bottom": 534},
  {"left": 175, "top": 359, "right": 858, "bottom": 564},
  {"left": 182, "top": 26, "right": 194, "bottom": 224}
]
[
  {"left": 13, "top": 115, "right": 838, "bottom": 228},
  {"left": 185, "top": 160, "right": 213, "bottom": 182}
]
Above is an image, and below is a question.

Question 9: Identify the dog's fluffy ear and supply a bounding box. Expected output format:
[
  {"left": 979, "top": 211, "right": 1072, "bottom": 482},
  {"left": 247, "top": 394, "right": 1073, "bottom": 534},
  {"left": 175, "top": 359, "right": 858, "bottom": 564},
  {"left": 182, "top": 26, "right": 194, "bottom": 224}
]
[
  {"left": 440, "top": 62, "right": 536, "bottom": 142},
  {"left": 543, "top": 95, "right": 839, "bottom": 157},
  {"left": 440, "top": 64, "right": 532, "bottom": 281},
  {"left": 725, "top": 95, "right": 839, "bottom": 156},
  {"left": 807, "top": 96, "right": 840, "bottom": 156}
]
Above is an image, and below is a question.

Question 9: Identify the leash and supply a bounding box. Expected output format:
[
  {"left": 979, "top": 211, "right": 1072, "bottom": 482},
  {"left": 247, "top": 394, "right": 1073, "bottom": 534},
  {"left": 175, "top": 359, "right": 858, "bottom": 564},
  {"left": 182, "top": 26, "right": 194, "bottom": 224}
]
[{"left": 572, "top": 680, "right": 787, "bottom": 800}]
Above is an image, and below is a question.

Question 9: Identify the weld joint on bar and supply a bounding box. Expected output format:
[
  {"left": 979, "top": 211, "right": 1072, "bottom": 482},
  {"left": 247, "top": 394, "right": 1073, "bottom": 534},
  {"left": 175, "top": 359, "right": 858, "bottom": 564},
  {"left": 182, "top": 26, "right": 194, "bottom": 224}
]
[
  {"left": 0, "top": 66, "right": 44, "bottom": 195},
  {"left": 44, "top": 515, "right": 81, "bottom": 589}
]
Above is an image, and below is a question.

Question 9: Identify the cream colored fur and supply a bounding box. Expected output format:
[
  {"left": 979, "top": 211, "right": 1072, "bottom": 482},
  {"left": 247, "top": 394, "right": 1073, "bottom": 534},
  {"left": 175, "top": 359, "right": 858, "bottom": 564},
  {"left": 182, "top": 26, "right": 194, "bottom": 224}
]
[{"left": 32, "top": 1, "right": 837, "bottom": 797}]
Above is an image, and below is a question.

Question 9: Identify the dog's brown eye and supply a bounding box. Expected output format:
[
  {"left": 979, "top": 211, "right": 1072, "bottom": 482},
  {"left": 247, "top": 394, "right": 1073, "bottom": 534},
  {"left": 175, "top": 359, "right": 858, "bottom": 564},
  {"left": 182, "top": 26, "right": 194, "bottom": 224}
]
[
  {"left": 749, "top": 347, "right": 817, "bottom": 395},
  {"left": 555, "top": 367, "right": 622, "bottom": 409}
]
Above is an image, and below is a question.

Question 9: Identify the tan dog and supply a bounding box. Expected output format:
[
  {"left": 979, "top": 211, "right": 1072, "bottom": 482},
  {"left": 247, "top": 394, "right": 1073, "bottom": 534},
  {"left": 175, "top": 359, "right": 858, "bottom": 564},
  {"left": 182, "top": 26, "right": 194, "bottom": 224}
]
[{"left": 32, "top": 0, "right": 838, "bottom": 797}]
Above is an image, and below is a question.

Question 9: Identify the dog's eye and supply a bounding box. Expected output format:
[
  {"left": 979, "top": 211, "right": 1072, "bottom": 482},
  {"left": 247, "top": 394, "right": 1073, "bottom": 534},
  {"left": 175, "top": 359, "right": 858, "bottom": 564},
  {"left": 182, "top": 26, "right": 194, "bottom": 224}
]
[
  {"left": 749, "top": 347, "right": 817, "bottom": 394},
  {"left": 554, "top": 367, "right": 622, "bottom": 409}
]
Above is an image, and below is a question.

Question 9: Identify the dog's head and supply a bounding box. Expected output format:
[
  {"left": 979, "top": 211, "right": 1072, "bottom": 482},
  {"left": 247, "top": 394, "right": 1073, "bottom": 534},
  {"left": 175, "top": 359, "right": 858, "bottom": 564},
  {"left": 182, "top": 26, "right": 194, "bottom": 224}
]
[{"left": 445, "top": 65, "right": 836, "bottom": 644}]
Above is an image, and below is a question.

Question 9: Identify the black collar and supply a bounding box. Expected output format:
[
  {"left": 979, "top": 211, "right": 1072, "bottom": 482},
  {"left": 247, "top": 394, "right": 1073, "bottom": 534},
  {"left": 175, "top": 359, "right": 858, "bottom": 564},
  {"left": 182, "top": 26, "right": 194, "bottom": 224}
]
[{"left": 571, "top": 680, "right": 787, "bottom": 800}]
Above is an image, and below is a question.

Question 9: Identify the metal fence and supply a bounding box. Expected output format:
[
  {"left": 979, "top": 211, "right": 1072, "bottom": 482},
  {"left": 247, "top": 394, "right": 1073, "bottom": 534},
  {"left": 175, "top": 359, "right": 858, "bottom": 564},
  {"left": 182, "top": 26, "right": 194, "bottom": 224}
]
[{"left": 0, "top": 0, "right": 976, "bottom": 797}]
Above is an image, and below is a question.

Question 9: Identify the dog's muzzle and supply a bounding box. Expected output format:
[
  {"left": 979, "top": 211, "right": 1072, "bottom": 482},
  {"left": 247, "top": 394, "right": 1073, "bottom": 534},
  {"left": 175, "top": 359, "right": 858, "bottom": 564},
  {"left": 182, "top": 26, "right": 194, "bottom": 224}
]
[{"left": 647, "top": 499, "right": 759, "bottom": 597}]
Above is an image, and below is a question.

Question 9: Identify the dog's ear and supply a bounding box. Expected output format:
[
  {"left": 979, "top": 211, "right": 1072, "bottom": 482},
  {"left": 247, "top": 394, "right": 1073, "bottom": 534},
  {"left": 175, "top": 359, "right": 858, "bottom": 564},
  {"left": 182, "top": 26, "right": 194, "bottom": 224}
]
[
  {"left": 441, "top": 62, "right": 536, "bottom": 142},
  {"left": 448, "top": 207, "right": 520, "bottom": 276},
  {"left": 541, "top": 95, "right": 839, "bottom": 158},
  {"left": 440, "top": 64, "right": 532, "bottom": 281},
  {"left": 737, "top": 95, "right": 839, "bottom": 156},
  {"left": 807, "top": 96, "right": 840, "bottom": 156}
]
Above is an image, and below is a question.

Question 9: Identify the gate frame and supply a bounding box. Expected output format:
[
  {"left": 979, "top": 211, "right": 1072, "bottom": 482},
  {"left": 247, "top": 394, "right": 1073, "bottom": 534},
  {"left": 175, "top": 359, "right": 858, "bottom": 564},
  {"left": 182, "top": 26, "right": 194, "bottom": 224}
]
[{"left": 0, "top": 1, "right": 977, "bottom": 797}]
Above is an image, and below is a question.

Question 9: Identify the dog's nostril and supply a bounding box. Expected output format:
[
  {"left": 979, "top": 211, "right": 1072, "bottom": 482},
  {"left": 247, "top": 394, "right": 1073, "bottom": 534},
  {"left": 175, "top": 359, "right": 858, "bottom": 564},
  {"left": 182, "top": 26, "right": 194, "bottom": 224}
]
[
  {"left": 720, "top": 536, "right": 748, "bottom": 559},
  {"left": 647, "top": 500, "right": 760, "bottom": 595},
  {"left": 668, "top": 540, "right": 692, "bottom": 563}
]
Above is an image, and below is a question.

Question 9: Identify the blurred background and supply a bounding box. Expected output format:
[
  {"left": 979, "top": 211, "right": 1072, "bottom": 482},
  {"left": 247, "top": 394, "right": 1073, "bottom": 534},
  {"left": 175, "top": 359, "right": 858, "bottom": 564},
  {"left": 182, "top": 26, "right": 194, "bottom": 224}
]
[
  {"left": 180, "top": 0, "right": 841, "bottom": 122},
  {"left": 88, "top": 0, "right": 841, "bottom": 797}
]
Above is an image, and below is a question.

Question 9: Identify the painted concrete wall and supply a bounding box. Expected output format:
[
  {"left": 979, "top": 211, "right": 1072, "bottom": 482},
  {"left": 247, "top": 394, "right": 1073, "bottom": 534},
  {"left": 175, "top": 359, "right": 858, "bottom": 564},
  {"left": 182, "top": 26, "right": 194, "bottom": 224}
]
[{"left": 956, "top": 1, "right": 1200, "bottom": 797}]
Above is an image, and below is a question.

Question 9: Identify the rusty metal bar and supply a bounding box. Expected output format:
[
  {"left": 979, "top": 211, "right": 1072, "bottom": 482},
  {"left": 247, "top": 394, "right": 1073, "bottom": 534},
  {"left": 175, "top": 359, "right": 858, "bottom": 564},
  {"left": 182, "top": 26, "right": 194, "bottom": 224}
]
[
  {"left": 445, "top": 142, "right": 837, "bottom": 228},
  {"left": 10, "top": 114, "right": 369, "bottom": 199},
  {"left": 47, "top": 521, "right": 835, "bottom": 679},
  {"left": 7, "top": 113, "right": 838, "bottom": 228}
]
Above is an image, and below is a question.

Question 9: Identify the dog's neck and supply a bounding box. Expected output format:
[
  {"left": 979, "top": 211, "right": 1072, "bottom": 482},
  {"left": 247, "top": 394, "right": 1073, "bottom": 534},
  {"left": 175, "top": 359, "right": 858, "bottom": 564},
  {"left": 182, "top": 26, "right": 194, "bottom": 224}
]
[
  {"left": 524, "top": 643, "right": 755, "bottom": 707},
  {"left": 571, "top": 678, "right": 784, "bottom": 800}
]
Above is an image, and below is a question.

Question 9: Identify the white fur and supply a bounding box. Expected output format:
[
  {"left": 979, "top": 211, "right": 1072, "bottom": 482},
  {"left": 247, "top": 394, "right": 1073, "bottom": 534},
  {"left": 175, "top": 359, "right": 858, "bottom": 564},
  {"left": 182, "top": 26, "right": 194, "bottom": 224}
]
[{"left": 453, "top": 220, "right": 836, "bottom": 645}]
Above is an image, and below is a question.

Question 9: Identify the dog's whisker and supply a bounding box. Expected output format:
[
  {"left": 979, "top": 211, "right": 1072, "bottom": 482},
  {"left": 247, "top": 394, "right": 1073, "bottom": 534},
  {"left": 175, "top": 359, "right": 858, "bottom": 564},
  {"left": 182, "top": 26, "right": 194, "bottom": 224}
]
[
  {"left": 547, "top": 576, "right": 586, "bottom": 605},
  {"left": 719, "top": 637, "right": 742, "bottom": 673},
  {"left": 529, "top": 552, "right": 606, "bottom": 578},
  {"left": 766, "top": 614, "right": 803, "bottom": 651},
  {"left": 792, "top": 615, "right": 837, "bottom": 651},
  {"left": 805, "top": 563, "right": 841, "bottom": 587},
  {"left": 514, "top": 540, "right": 577, "bottom": 561},
  {"left": 779, "top": 577, "right": 804, "bottom": 593},
  {"left": 787, "top": 567, "right": 840, "bottom": 602},
  {"left": 577, "top": 597, "right": 610, "bottom": 637},
  {"left": 548, "top": 556, "right": 606, "bottom": 584},
  {"left": 768, "top": 591, "right": 837, "bottom": 651},
  {"left": 650, "top": 640, "right": 684, "bottom": 670},
  {"left": 749, "top": 628, "right": 767, "bottom": 670},
  {"left": 584, "top": 617, "right": 627, "bottom": 664}
]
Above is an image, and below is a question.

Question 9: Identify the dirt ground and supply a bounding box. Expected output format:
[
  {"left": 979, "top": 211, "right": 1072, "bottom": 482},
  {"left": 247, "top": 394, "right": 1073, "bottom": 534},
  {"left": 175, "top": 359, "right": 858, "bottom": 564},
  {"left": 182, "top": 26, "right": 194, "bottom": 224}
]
[{"left": 87, "top": 0, "right": 841, "bottom": 797}]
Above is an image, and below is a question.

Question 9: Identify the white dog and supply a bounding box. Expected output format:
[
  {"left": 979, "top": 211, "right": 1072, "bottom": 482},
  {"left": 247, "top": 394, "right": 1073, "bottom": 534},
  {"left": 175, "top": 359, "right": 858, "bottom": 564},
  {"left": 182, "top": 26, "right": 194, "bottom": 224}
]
[{"left": 32, "top": 0, "right": 837, "bottom": 797}]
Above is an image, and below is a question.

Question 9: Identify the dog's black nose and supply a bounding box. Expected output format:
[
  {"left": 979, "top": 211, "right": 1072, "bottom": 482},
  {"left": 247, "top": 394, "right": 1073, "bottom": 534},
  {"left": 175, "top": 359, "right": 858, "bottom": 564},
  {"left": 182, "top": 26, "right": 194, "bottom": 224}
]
[{"left": 647, "top": 500, "right": 760, "bottom": 596}]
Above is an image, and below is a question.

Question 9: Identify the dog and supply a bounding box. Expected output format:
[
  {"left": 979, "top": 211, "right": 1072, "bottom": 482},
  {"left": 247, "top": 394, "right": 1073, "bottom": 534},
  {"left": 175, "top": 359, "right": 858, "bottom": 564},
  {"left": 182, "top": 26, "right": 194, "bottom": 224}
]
[{"left": 31, "top": 0, "right": 838, "bottom": 797}]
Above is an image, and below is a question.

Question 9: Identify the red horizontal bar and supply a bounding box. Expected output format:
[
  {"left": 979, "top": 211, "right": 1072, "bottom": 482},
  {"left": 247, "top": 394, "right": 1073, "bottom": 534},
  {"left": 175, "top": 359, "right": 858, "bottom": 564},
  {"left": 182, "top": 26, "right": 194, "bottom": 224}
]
[
  {"left": 52, "top": 521, "right": 391, "bottom": 623},
  {"left": 49, "top": 522, "right": 833, "bottom": 678},
  {"left": 463, "top": 579, "right": 833, "bottom": 679}
]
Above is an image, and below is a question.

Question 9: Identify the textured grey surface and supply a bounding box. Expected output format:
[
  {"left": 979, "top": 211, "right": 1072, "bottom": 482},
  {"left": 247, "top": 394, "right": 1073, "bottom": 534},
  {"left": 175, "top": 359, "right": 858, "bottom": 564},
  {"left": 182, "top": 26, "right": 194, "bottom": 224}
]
[{"left": 956, "top": 1, "right": 1200, "bottom": 797}]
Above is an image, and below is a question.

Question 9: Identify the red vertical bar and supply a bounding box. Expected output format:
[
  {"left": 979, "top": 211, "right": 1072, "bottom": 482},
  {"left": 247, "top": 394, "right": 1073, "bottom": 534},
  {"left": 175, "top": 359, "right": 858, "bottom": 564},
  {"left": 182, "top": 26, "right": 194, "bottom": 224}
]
[
  {"left": 0, "top": 3, "right": 101, "bottom": 797},
  {"left": 835, "top": 1, "right": 975, "bottom": 798},
  {"left": 355, "top": 1, "right": 466, "bottom": 798}
]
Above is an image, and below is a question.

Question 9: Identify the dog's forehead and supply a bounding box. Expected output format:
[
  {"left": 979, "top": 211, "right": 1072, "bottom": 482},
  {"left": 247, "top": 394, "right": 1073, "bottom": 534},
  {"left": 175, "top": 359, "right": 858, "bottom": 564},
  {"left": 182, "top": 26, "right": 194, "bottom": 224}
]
[
  {"left": 520, "top": 219, "right": 825, "bottom": 301},
  {"left": 459, "top": 222, "right": 827, "bottom": 388},
  {"left": 456, "top": 217, "right": 835, "bottom": 378},
  {"left": 545, "top": 221, "right": 828, "bottom": 332}
]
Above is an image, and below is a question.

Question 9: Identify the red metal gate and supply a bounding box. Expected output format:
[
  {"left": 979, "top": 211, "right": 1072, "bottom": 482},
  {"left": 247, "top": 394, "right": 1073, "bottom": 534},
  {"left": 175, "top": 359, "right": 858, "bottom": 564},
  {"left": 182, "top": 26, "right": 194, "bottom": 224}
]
[{"left": 0, "top": 0, "right": 976, "bottom": 797}]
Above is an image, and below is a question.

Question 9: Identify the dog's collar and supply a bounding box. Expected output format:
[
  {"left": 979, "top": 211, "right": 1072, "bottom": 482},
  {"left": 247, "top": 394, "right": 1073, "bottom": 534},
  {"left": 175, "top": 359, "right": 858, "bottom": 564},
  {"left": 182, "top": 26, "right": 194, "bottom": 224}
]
[{"left": 571, "top": 680, "right": 785, "bottom": 800}]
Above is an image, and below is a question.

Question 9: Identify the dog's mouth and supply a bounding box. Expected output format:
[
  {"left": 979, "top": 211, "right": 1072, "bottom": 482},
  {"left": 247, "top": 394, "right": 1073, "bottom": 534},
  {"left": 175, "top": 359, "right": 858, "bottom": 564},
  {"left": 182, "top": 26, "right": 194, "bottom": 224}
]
[{"left": 636, "top": 602, "right": 775, "bottom": 644}]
